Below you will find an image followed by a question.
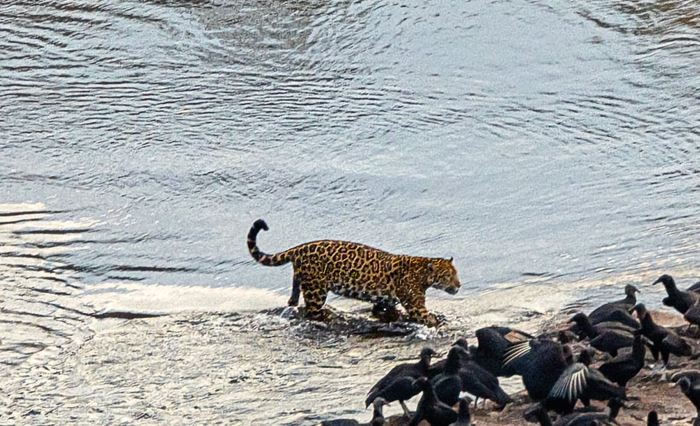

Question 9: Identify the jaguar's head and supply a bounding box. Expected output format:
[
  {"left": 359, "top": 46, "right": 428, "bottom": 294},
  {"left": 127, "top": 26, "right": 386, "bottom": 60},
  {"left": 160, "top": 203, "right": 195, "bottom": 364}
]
[{"left": 429, "top": 257, "right": 461, "bottom": 295}]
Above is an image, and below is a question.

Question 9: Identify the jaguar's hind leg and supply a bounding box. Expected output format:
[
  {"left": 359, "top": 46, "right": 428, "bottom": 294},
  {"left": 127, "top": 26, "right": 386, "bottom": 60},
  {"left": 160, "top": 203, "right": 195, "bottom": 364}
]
[
  {"left": 288, "top": 274, "right": 301, "bottom": 306},
  {"left": 300, "top": 278, "right": 329, "bottom": 321}
]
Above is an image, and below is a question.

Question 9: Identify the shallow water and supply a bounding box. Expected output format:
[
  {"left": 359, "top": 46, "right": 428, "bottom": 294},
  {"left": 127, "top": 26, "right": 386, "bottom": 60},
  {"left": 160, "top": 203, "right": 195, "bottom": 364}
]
[{"left": 1, "top": 0, "right": 700, "bottom": 420}]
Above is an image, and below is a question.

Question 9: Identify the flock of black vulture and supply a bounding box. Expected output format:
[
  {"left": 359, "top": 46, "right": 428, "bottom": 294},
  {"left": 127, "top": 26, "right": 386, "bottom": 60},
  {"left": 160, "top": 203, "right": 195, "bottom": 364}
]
[{"left": 320, "top": 274, "right": 700, "bottom": 426}]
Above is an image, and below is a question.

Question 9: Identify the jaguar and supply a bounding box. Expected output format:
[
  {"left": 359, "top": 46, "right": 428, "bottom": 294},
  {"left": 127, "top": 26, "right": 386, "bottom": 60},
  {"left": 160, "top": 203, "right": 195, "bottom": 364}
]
[{"left": 247, "top": 219, "right": 461, "bottom": 327}]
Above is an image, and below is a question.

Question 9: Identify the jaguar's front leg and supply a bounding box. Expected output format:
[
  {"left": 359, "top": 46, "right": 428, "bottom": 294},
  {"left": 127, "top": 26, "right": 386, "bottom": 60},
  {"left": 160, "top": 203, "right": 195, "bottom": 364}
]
[{"left": 399, "top": 293, "right": 439, "bottom": 327}]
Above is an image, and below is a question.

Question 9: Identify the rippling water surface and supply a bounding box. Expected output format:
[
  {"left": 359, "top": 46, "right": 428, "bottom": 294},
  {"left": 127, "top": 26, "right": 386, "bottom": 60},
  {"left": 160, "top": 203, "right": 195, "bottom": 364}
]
[
  {"left": 2, "top": 0, "right": 700, "bottom": 424},
  {"left": 2, "top": 0, "right": 700, "bottom": 350}
]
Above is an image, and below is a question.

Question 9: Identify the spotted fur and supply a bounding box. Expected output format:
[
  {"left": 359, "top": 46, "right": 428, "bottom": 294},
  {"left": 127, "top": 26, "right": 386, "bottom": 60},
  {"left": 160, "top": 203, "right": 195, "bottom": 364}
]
[{"left": 247, "top": 219, "right": 460, "bottom": 327}]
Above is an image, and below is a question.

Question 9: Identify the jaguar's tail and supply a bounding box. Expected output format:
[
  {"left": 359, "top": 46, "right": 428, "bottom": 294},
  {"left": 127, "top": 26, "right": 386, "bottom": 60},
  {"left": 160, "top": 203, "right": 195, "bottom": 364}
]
[{"left": 247, "top": 219, "right": 293, "bottom": 266}]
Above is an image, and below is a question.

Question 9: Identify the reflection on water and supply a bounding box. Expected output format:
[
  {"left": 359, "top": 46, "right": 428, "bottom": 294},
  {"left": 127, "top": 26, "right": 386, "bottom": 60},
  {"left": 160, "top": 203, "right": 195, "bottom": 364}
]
[{"left": 0, "top": 204, "right": 93, "bottom": 365}]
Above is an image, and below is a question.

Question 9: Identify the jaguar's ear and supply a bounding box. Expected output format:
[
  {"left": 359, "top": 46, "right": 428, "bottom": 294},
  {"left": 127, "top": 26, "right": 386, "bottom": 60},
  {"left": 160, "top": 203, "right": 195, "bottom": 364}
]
[{"left": 449, "top": 257, "right": 454, "bottom": 262}]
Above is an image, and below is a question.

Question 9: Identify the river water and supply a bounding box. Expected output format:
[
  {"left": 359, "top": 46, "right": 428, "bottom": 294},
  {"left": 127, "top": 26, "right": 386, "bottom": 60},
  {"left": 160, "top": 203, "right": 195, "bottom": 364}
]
[
  {"left": 1, "top": 0, "right": 700, "bottom": 375},
  {"left": 1, "top": 0, "right": 700, "bottom": 424},
  {"left": 3, "top": 0, "right": 700, "bottom": 295}
]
